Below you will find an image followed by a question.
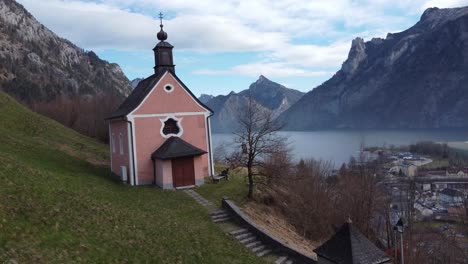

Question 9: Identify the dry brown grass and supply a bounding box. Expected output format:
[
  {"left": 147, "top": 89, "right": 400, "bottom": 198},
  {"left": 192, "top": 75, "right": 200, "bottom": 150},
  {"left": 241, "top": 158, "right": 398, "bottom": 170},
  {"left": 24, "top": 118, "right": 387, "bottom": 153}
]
[{"left": 243, "top": 202, "right": 320, "bottom": 258}]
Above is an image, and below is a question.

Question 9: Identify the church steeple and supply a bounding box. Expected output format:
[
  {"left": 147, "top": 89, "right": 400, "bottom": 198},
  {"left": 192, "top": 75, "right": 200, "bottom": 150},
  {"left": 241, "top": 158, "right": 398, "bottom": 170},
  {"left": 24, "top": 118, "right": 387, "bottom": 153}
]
[{"left": 153, "top": 13, "right": 175, "bottom": 74}]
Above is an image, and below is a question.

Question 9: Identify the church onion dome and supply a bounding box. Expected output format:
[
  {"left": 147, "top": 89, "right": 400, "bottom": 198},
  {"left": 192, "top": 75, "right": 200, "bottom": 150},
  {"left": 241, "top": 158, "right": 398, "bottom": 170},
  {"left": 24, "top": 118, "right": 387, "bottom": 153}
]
[
  {"left": 157, "top": 26, "right": 167, "bottom": 41},
  {"left": 157, "top": 12, "right": 168, "bottom": 41}
]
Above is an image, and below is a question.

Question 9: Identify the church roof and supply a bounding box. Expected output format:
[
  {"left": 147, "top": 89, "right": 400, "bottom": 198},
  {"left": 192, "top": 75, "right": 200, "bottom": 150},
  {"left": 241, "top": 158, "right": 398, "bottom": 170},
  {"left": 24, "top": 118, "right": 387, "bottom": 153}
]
[
  {"left": 151, "top": 137, "right": 207, "bottom": 160},
  {"left": 154, "top": 41, "right": 174, "bottom": 48},
  {"left": 107, "top": 70, "right": 213, "bottom": 120},
  {"left": 314, "top": 222, "right": 391, "bottom": 264}
]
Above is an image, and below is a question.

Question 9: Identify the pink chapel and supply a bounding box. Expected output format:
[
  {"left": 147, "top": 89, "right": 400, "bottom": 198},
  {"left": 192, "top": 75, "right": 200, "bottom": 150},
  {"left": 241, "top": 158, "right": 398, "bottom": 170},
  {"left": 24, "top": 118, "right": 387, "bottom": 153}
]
[{"left": 106, "top": 17, "right": 214, "bottom": 189}]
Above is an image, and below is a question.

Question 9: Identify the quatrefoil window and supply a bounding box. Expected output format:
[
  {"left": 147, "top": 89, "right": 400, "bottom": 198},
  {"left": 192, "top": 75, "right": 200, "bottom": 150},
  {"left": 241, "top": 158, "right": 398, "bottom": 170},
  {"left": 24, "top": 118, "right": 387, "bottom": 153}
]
[{"left": 162, "top": 118, "right": 180, "bottom": 135}]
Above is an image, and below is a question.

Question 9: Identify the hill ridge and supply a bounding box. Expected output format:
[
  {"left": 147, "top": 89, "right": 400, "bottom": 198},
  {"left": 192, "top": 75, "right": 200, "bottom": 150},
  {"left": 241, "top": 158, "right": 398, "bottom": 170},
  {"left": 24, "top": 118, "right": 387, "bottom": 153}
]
[{"left": 279, "top": 6, "right": 468, "bottom": 130}]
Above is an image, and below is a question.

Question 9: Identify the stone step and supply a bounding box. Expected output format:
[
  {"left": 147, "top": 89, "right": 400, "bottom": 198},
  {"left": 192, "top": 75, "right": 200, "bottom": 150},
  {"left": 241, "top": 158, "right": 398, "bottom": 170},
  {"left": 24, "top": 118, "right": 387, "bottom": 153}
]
[
  {"left": 235, "top": 232, "right": 253, "bottom": 240},
  {"left": 210, "top": 210, "right": 227, "bottom": 216},
  {"left": 213, "top": 216, "right": 231, "bottom": 223},
  {"left": 239, "top": 235, "right": 257, "bottom": 244},
  {"left": 211, "top": 213, "right": 230, "bottom": 220},
  {"left": 275, "top": 256, "right": 288, "bottom": 264},
  {"left": 256, "top": 248, "right": 271, "bottom": 257},
  {"left": 251, "top": 244, "right": 266, "bottom": 253},
  {"left": 244, "top": 240, "right": 262, "bottom": 249},
  {"left": 229, "top": 228, "right": 249, "bottom": 236}
]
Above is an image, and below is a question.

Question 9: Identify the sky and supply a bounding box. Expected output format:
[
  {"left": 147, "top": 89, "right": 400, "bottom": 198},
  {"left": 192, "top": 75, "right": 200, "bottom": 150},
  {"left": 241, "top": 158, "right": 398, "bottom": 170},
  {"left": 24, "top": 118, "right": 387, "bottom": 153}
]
[{"left": 16, "top": 0, "right": 468, "bottom": 97}]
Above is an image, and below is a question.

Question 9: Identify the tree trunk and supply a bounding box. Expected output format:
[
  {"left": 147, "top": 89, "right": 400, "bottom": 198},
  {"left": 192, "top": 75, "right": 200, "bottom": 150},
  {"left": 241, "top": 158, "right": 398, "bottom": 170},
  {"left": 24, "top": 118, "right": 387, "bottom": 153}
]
[{"left": 247, "top": 163, "right": 254, "bottom": 199}]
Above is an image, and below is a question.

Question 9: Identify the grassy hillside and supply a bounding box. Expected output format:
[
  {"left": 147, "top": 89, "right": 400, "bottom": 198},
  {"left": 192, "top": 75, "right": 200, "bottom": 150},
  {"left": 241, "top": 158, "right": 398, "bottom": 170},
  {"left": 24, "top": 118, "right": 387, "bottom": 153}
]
[{"left": 0, "top": 92, "right": 265, "bottom": 263}]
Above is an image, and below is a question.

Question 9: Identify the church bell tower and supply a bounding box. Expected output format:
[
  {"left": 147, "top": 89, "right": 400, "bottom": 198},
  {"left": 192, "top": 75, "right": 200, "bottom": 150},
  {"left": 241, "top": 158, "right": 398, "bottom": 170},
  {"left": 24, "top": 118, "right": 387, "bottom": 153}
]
[{"left": 153, "top": 13, "right": 175, "bottom": 75}]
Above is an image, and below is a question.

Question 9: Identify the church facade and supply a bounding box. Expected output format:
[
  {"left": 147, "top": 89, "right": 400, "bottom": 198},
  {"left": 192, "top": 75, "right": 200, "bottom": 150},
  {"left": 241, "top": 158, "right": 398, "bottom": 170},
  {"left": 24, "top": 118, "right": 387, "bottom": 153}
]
[{"left": 107, "top": 18, "right": 214, "bottom": 189}]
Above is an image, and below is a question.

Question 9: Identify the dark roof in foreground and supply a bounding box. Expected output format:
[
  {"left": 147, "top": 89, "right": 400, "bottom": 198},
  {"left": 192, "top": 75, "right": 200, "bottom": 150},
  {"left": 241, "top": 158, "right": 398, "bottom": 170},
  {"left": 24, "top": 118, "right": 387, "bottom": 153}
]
[
  {"left": 151, "top": 137, "right": 207, "bottom": 160},
  {"left": 314, "top": 222, "right": 391, "bottom": 264},
  {"left": 107, "top": 70, "right": 213, "bottom": 120}
]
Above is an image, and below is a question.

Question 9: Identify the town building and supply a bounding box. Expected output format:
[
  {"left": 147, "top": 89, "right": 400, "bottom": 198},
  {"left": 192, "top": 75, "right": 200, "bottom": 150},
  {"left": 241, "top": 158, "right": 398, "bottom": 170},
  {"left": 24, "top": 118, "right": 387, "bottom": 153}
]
[
  {"left": 446, "top": 167, "right": 468, "bottom": 177},
  {"left": 439, "top": 188, "right": 464, "bottom": 205},
  {"left": 401, "top": 163, "right": 417, "bottom": 177},
  {"left": 106, "top": 16, "right": 214, "bottom": 189}
]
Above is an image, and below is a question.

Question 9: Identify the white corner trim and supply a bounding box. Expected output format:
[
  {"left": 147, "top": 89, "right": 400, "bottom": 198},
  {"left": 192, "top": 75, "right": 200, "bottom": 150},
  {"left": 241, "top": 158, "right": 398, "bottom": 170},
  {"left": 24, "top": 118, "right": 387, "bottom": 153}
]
[
  {"left": 208, "top": 117, "right": 215, "bottom": 176},
  {"left": 127, "top": 121, "right": 134, "bottom": 186},
  {"left": 128, "top": 71, "right": 169, "bottom": 116},
  {"left": 159, "top": 115, "right": 184, "bottom": 138},
  {"left": 128, "top": 116, "right": 138, "bottom": 186},
  {"left": 204, "top": 117, "right": 210, "bottom": 175}
]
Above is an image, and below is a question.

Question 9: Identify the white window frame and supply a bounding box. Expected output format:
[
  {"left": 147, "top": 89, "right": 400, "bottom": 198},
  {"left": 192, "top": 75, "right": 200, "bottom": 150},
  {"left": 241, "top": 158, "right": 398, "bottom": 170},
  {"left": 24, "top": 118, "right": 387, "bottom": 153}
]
[
  {"left": 119, "top": 133, "right": 124, "bottom": 155},
  {"left": 111, "top": 133, "right": 116, "bottom": 153},
  {"left": 160, "top": 116, "right": 183, "bottom": 138},
  {"left": 163, "top": 83, "right": 174, "bottom": 93}
]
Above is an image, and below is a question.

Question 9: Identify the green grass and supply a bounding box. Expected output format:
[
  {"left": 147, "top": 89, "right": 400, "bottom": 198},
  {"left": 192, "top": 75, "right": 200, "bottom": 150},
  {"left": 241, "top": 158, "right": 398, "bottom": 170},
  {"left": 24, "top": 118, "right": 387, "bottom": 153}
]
[
  {"left": 0, "top": 92, "right": 266, "bottom": 264},
  {"left": 198, "top": 166, "right": 250, "bottom": 206}
]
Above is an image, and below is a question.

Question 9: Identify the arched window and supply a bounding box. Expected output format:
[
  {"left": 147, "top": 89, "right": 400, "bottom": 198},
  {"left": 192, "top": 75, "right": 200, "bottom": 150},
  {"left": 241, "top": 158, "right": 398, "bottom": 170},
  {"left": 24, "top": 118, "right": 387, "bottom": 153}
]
[{"left": 162, "top": 118, "right": 180, "bottom": 135}]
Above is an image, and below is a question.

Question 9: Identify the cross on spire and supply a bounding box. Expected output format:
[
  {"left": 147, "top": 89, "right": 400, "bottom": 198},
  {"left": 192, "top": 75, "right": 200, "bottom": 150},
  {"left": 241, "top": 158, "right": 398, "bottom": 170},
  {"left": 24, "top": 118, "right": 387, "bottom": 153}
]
[
  {"left": 156, "top": 12, "right": 168, "bottom": 41},
  {"left": 159, "top": 12, "right": 164, "bottom": 27}
]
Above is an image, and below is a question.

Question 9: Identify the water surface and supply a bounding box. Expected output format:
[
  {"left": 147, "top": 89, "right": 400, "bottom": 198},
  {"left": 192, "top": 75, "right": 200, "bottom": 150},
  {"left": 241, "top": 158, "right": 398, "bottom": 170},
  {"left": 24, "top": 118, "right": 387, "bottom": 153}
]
[{"left": 212, "top": 129, "right": 468, "bottom": 166}]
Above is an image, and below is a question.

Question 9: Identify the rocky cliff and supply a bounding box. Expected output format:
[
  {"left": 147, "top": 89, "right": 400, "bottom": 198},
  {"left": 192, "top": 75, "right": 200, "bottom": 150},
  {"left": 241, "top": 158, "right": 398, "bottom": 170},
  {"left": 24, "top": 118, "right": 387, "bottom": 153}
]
[
  {"left": 279, "top": 7, "right": 468, "bottom": 130},
  {"left": 0, "top": 0, "right": 132, "bottom": 103},
  {"left": 131, "top": 78, "right": 143, "bottom": 89},
  {"left": 199, "top": 94, "right": 214, "bottom": 104},
  {"left": 206, "top": 75, "right": 304, "bottom": 132}
]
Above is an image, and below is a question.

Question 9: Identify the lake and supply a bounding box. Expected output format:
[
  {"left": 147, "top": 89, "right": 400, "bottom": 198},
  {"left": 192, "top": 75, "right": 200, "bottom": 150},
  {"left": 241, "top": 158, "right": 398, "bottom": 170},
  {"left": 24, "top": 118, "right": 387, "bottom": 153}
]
[{"left": 212, "top": 129, "right": 468, "bottom": 166}]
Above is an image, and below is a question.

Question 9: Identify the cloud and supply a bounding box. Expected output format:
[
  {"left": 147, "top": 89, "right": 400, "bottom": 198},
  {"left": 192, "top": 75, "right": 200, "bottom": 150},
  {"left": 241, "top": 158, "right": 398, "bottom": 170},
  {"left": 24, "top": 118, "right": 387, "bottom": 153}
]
[
  {"left": 16, "top": 0, "right": 468, "bottom": 80},
  {"left": 18, "top": 0, "right": 156, "bottom": 50},
  {"left": 194, "top": 62, "right": 336, "bottom": 78},
  {"left": 422, "top": 0, "right": 468, "bottom": 9},
  {"left": 270, "top": 41, "right": 352, "bottom": 68}
]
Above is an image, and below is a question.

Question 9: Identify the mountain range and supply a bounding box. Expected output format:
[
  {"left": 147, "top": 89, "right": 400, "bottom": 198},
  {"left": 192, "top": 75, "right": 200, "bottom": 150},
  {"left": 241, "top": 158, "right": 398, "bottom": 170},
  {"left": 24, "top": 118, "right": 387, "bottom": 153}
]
[
  {"left": 2, "top": 0, "right": 468, "bottom": 135},
  {"left": 279, "top": 7, "right": 468, "bottom": 129},
  {"left": 203, "top": 75, "right": 304, "bottom": 132},
  {"left": 0, "top": 0, "right": 131, "bottom": 103}
]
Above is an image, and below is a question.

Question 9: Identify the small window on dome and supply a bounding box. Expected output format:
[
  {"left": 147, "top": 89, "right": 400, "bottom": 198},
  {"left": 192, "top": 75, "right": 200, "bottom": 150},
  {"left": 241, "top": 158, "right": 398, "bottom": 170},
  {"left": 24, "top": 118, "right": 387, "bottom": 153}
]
[
  {"left": 164, "top": 84, "right": 174, "bottom": 93},
  {"left": 162, "top": 118, "right": 180, "bottom": 135}
]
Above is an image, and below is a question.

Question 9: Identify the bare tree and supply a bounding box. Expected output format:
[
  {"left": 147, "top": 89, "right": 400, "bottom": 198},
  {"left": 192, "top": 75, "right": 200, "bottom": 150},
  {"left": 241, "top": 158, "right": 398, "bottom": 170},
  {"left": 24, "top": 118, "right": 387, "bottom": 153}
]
[
  {"left": 227, "top": 96, "right": 286, "bottom": 199},
  {"left": 32, "top": 93, "right": 121, "bottom": 141}
]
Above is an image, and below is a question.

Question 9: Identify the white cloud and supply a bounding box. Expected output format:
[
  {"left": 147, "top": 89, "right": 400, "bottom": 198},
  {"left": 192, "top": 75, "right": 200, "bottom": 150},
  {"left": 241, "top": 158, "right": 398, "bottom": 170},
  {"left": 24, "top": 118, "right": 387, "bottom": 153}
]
[
  {"left": 195, "top": 62, "right": 336, "bottom": 78},
  {"left": 16, "top": 0, "right": 468, "bottom": 80},
  {"left": 270, "top": 41, "right": 352, "bottom": 68},
  {"left": 18, "top": 0, "right": 156, "bottom": 50},
  {"left": 422, "top": 0, "right": 468, "bottom": 9}
]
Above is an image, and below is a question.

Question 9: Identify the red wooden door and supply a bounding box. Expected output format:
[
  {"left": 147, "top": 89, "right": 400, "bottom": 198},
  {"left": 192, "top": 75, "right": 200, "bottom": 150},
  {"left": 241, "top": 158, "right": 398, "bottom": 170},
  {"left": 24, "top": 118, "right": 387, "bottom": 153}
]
[{"left": 172, "top": 157, "right": 195, "bottom": 187}]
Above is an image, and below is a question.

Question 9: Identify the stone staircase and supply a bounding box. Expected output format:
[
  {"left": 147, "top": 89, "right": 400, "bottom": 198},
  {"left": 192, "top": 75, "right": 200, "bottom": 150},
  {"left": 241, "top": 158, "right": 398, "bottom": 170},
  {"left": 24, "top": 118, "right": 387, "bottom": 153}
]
[
  {"left": 228, "top": 227, "right": 272, "bottom": 258},
  {"left": 209, "top": 211, "right": 295, "bottom": 263},
  {"left": 186, "top": 190, "right": 298, "bottom": 264},
  {"left": 210, "top": 209, "right": 232, "bottom": 223},
  {"left": 275, "top": 256, "right": 294, "bottom": 264}
]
